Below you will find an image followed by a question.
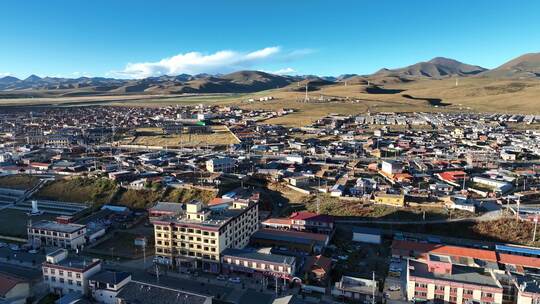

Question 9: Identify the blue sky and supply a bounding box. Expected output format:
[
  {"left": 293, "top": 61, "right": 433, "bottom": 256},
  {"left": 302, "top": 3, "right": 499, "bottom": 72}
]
[{"left": 1, "top": 0, "right": 539, "bottom": 79}]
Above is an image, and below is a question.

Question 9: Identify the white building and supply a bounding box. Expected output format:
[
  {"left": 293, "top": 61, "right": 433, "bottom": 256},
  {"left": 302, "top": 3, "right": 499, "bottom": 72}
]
[
  {"left": 88, "top": 271, "right": 131, "bottom": 304},
  {"left": 206, "top": 157, "right": 235, "bottom": 173},
  {"left": 381, "top": 160, "right": 403, "bottom": 176},
  {"left": 28, "top": 220, "right": 87, "bottom": 250},
  {"left": 152, "top": 199, "right": 259, "bottom": 273},
  {"left": 42, "top": 249, "right": 102, "bottom": 296}
]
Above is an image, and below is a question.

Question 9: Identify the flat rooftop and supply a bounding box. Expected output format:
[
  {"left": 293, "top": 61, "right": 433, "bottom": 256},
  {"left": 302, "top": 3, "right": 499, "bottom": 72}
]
[
  {"left": 30, "top": 220, "right": 85, "bottom": 234},
  {"left": 409, "top": 259, "right": 501, "bottom": 288},
  {"left": 222, "top": 248, "right": 295, "bottom": 266}
]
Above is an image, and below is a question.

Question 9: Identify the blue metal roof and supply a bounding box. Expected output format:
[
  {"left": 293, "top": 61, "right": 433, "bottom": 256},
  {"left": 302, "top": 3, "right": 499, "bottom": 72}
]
[{"left": 495, "top": 244, "right": 540, "bottom": 256}]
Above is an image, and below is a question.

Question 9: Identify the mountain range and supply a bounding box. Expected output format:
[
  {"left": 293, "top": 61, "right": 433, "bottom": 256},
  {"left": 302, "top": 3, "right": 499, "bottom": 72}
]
[{"left": 1, "top": 52, "right": 539, "bottom": 97}]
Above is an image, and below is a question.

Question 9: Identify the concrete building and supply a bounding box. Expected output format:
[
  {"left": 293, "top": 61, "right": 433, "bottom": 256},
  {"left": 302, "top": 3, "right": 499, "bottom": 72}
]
[
  {"left": 28, "top": 220, "right": 87, "bottom": 250},
  {"left": 221, "top": 248, "right": 296, "bottom": 280},
  {"left": 289, "top": 211, "right": 334, "bottom": 234},
  {"left": 407, "top": 258, "right": 503, "bottom": 304},
  {"left": 151, "top": 199, "right": 259, "bottom": 273},
  {"left": 352, "top": 227, "right": 382, "bottom": 244},
  {"left": 205, "top": 157, "right": 235, "bottom": 173},
  {"left": 332, "top": 275, "right": 379, "bottom": 302},
  {"left": 381, "top": 160, "right": 403, "bottom": 176},
  {"left": 42, "top": 249, "right": 102, "bottom": 296},
  {"left": 88, "top": 271, "right": 131, "bottom": 304},
  {"left": 115, "top": 281, "right": 212, "bottom": 304}
]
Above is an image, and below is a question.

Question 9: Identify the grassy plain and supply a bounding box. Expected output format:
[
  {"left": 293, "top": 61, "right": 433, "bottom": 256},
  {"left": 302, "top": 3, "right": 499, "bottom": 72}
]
[
  {"left": 120, "top": 125, "right": 239, "bottom": 147},
  {"left": 3, "top": 78, "right": 540, "bottom": 128},
  {"left": 0, "top": 174, "right": 41, "bottom": 190},
  {"left": 35, "top": 177, "right": 117, "bottom": 206}
]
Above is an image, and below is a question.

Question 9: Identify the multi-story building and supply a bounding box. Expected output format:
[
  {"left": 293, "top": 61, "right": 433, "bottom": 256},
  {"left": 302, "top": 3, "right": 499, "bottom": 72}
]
[
  {"left": 289, "top": 211, "right": 334, "bottom": 234},
  {"left": 151, "top": 199, "right": 259, "bottom": 273},
  {"left": 407, "top": 258, "right": 504, "bottom": 304},
  {"left": 28, "top": 220, "right": 86, "bottom": 250},
  {"left": 42, "top": 249, "right": 102, "bottom": 296},
  {"left": 88, "top": 271, "right": 131, "bottom": 304},
  {"left": 205, "top": 157, "right": 235, "bottom": 173},
  {"left": 221, "top": 248, "right": 296, "bottom": 280},
  {"left": 515, "top": 274, "right": 540, "bottom": 304}
]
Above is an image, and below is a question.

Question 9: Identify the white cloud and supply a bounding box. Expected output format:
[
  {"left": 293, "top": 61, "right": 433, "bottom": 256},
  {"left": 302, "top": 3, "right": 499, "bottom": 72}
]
[
  {"left": 111, "top": 46, "right": 308, "bottom": 79},
  {"left": 72, "top": 71, "right": 92, "bottom": 77},
  {"left": 0, "top": 72, "right": 11, "bottom": 77},
  {"left": 268, "top": 67, "right": 297, "bottom": 75}
]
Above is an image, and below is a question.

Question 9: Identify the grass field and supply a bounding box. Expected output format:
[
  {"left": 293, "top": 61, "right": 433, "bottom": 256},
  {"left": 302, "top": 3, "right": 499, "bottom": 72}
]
[
  {"left": 162, "top": 187, "right": 217, "bottom": 204},
  {"left": 371, "top": 217, "right": 540, "bottom": 246},
  {"left": 87, "top": 231, "right": 154, "bottom": 259},
  {"left": 301, "top": 194, "right": 473, "bottom": 220},
  {"left": 0, "top": 208, "right": 56, "bottom": 238},
  {"left": 35, "top": 177, "right": 117, "bottom": 206},
  {"left": 121, "top": 125, "right": 239, "bottom": 147},
  {"left": 0, "top": 174, "right": 41, "bottom": 190}
]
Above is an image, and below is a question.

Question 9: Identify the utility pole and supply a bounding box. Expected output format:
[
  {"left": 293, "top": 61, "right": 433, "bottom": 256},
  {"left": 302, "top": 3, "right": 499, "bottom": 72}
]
[
  {"left": 304, "top": 84, "right": 308, "bottom": 102},
  {"left": 372, "top": 271, "right": 376, "bottom": 304},
  {"left": 142, "top": 241, "right": 147, "bottom": 267},
  {"left": 533, "top": 216, "right": 538, "bottom": 243}
]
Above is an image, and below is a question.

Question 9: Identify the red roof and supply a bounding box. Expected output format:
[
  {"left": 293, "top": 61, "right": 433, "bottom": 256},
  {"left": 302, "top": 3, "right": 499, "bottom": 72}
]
[
  {"left": 439, "top": 171, "right": 467, "bottom": 182},
  {"left": 0, "top": 274, "right": 25, "bottom": 297},
  {"left": 392, "top": 240, "right": 497, "bottom": 262},
  {"left": 262, "top": 218, "right": 292, "bottom": 225},
  {"left": 498, "top": 253, "right": 540, "bottom": 269}
]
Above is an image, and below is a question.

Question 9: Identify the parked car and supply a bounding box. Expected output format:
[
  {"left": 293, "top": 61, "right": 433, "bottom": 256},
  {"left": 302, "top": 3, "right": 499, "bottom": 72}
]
[
  {"left": 217, "top": 275, "right": 227, "bottom": 281},
  {"left": 228, "top": 277, "right": 241, "bottom": 284},
  {"left": 9, "top": 244, "right": 20, "bottom": 251},
  {"left": 389, "top": 285, "right": 401, "bottom": 291},
  {"left": 0, "top": 242, "right": 7, "bottom": 248}
]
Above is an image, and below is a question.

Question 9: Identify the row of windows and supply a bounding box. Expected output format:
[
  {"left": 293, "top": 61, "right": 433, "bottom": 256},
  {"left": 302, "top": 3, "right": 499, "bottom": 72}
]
[
  {"left": 156, "top": 248, "right": 218, "bottom": 260},
  {"left": 157, "top": 233, "right": 217, "bottom": 244},
  {"left": 156, "top": 226, "right": 216, "bottom": 236},
  {"left": 43, "top": 268, "right": 82, "bottom": 278},
  {"left": 156, "top": 241, "right": 217, "bottom": 252},
  {"left": 223, "top": 258, "right": 290, "bottom": 273},
  {"left": 30, "top": 229, "right": 81, "bottom": 238},
  {"left": 43, "top": 275, "right": 82, "bottom": 286}
]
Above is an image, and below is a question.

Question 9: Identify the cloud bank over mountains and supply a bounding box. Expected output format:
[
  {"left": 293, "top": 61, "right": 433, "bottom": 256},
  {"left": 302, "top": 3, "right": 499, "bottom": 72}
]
[{"left": 112, "top": 46, "right": 311, "bottom": 78}]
